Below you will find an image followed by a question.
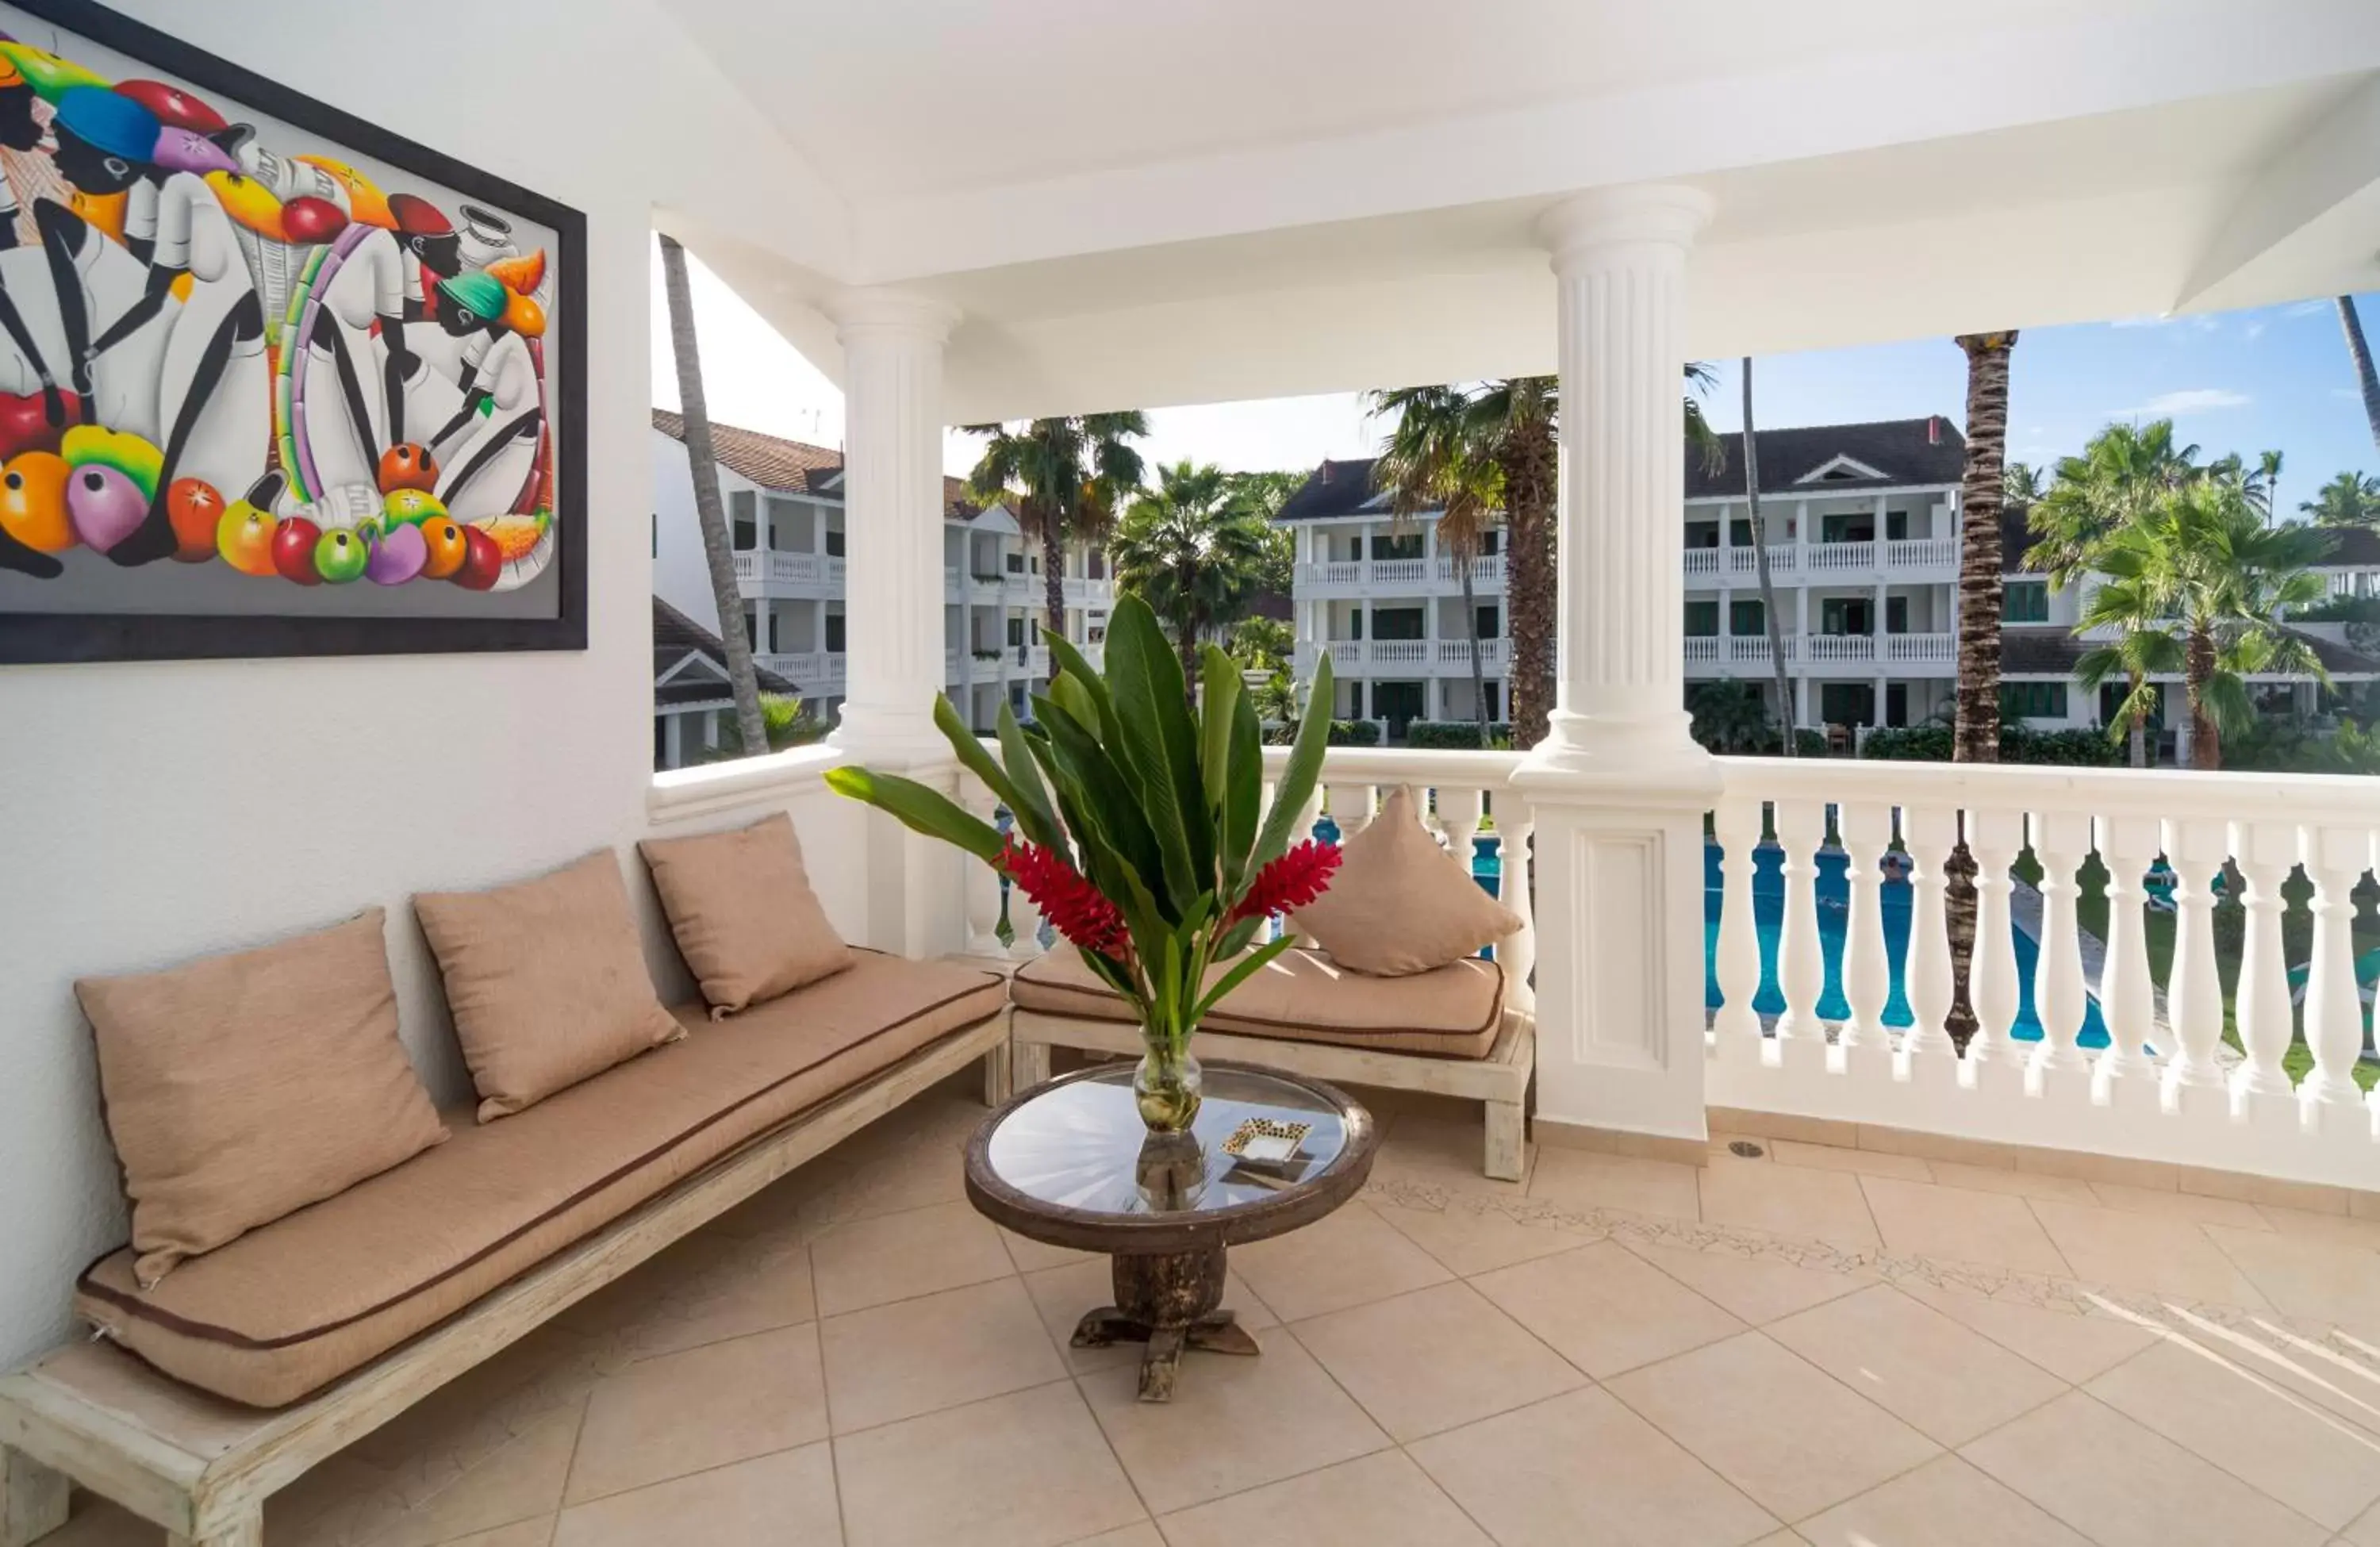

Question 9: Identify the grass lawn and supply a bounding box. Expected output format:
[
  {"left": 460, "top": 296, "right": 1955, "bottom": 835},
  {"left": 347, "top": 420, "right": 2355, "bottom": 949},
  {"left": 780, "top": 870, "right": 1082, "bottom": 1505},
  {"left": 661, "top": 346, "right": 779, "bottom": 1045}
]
[{"left": 2019, "top": 850, "right": 2380, "bottom": 1092}]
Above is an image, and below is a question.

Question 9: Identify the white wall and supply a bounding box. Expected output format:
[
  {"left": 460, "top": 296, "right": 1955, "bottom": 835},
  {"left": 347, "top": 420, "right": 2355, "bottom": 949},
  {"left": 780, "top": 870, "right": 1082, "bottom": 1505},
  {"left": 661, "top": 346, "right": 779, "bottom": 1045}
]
[
  {"left": 0, "top": 0, "right": 845, "bottom": 1368},
  {"left": 652, "top": 429, "right": 741, "bottom": 635}
]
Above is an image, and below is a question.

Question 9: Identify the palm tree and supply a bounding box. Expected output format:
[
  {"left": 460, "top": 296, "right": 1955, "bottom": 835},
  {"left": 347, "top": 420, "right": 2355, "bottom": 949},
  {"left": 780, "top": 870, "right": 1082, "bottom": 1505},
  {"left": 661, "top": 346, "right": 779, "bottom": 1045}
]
[
  {"left": 1107, "top": 459, "right": 1273, "bottom": 687},
  {"left": 1687, "top": 678, "right": 1774, "bottom": 755},
  {"left": 656, "top": 235, "right": 766, "bottom": 755},
  {"left": 2073, "top": 574, "right": 2182, "bottom": 768},
  {"left": 1737, "top": 358, "right": 1795, "bottom": 751},
  {"left": 965, "top": 413, "right": 1150, "bottom": 654},
  {"left": 1459, "top": 368, "right": 1723, "bottom": 747},
  {"left": 2301, "top": 470, "right": 2380, "bottom": 529},
  {"left": 2029, "top": 419, "right": 2203, "bottom": 588},
  {"left": 1952, "top": 332, "right": 2019, "bottom": 764},
  {"left": 2086, "top": 477, "right": 2332, "bottom": 770},
  {"left": 1369, "top": 385, "right": 1500, "bottom": 742},
  {"left": 2338, "top": 297, "right": 2380, "bottom": 454}
]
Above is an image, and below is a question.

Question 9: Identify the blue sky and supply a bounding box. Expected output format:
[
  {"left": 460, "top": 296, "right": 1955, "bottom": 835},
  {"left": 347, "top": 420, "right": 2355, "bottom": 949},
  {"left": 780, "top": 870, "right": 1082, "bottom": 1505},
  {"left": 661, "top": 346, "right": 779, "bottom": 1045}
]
[{"left": 649, "top": 247, "right": 2380, "bottom": 511}]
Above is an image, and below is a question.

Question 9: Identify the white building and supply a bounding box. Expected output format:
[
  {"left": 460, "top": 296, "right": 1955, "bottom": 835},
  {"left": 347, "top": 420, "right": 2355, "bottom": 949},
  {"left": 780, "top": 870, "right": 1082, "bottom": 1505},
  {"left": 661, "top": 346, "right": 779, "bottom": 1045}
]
[
  {"left": 651, "top": 597, "right": 803, "bottom": 770},
  {"left": 1281, "top": 417, "right": 1970, "bottom": 737},
  {"left": 652, "top": 412, "right": 1114, "bottom": 731}
]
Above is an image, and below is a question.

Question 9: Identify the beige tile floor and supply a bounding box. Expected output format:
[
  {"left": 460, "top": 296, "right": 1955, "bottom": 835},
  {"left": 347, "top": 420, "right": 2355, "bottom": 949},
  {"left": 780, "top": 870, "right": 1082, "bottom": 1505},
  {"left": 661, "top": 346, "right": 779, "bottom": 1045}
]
[{"left": 42, "top": 1077, "right": 2380, "bottom": 1547}]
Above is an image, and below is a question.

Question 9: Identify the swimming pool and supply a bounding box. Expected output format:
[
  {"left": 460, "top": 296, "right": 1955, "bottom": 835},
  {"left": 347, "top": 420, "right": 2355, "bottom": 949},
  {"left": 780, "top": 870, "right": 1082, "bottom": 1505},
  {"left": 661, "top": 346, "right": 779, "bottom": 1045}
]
[{"left": 1702, "top": 842, "right": 2108, "bottom": 1045}]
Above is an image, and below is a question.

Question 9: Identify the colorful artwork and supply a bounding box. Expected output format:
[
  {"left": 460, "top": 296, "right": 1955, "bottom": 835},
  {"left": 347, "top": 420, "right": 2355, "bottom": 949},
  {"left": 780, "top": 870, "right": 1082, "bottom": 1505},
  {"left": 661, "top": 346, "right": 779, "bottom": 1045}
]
[{"left": 0, "top": 0, "right": 583, "bottom": 662}]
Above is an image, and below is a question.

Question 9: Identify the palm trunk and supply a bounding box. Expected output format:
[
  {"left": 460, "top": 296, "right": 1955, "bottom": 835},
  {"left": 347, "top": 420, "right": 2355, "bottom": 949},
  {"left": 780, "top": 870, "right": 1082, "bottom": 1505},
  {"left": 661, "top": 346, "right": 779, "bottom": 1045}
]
[
  {"left": 1945, "top": 331, "right": 2018, "bottom": 1047},
  {"left": 2339, "top": 297, "right": 2380, "bottom": 455},
  {"left": 1741, "top": 359, "right": 1795, "bottom": 754},
  {"left": 1177, "top": 620, "right": 1200, "bottom": 702},
  {"left": 2127, "top": 674, "right": 2148, "bottom": 769},
  {"left": 1502, "top": 419, "right": 1559, "bottom": 747},
  {"left": 658, "top": 234, "right": 766, "bottom": 755},
  {"left": 1042, "top": 526, "right": 1068, "bottom": 669},
  {"left": 1458, "top": 555, "right": 1490, "bottom": 743},
  {"left": 2186, "top": 621, "right": 2221, "bottom": 770}
]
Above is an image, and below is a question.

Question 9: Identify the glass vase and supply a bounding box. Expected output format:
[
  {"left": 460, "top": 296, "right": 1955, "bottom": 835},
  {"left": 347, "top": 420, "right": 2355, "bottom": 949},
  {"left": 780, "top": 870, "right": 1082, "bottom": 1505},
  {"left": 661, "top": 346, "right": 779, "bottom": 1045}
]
[{"left": 1133, "top": 1042, "right": 1203, "bottom": 1134}]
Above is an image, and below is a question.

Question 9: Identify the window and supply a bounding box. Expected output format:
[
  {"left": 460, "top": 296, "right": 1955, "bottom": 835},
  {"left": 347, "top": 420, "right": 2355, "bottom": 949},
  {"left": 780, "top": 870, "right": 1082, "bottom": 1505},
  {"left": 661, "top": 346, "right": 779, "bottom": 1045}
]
[
  {"left": 1820, "top": 683, "right": 1876, "bottom": 726},
  {"left": 1480, "top": 529, "right": 1502, "bottom": 556},
  {"left": 1821, "top": 512, "right": 1875, "bottom": 544},
  {"left": 1371, "top": 533, "right": 1423, "bottom": 561},
  {"left": 1886, "top": 683, "right": 1909, "bottom": 727},
  {"left": 730, "top": 490, "right": 756, "bottom": 551},
  {"left": 1372, "top": 607, "right": 1425, "bottom": 641},
  {"left": 1475, "top": 605, "right": 1499, "bottom": 639},
  {"left": 1886, "top": 595, "right": 1909, "bottom": 635},
  {"left": 1685, "top": 522, "right": 1721, "bottom": 550},
  {"left": 824, "top": 526, "right": 845, "bottom": 559},
  {"left": 1349, "top": 610, "right": 1364, "bottom": 640},
  {"left": 1685, "top": 600, "right": 1720, "bottom": 638},
  {"left": 1820, "top": 597, "right": 1871, "bottom": 635},
  {"left": 1006, "top": 551, "right": 1025, "bottom": 574},
  {"left": 742, "top": 606, "right": 758, "bottom": 651},
  {"left": 2006, "top": 580, "right": 2049, "bottom": 623},
  {"left": 1007, "top": 616, "right": 1025, "bottom": 647},
  {"left": 1730, "top": 518, "right": 1755, "bottom": 547},
  {"left": 1886, "top": 509, "right": 1910, "bottom": 541},
  {"left": 823, "top": 613, "right": 845, "bottom": 653},
  {"left": 1729, "top": 597, "right": 1765, "bottom": 636},
  {"left": 2002, "top": 681, "right": 2068, "bottom": 720},
  {"left": 651, "top": 512, "right": 657, "bottom": 557},
  {"left": 1483, "top": 681, "right": 1501, "bottom": 720}
]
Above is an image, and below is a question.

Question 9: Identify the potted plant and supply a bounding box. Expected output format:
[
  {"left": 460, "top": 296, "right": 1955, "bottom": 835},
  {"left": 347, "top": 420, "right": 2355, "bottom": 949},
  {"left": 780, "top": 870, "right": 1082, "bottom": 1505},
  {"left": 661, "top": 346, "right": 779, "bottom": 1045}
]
[{"left": 826, "top": 596, "right": 1340, "bottom": 1132}]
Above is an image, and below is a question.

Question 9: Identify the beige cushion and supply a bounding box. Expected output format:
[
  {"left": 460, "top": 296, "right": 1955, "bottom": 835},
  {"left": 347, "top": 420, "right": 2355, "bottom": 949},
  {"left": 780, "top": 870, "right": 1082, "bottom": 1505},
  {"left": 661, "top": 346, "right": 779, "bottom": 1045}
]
[
  {"left": 415, "top": 852, "right": 685, "bottom": 1122},
  {"left": 640, "top": 813, "right": 852, "bottom": 1015},
  {"left": 1013, "top": 945, "right": 1507, "bottom": 1059},
  {"left": 76, "top": 953, "right": 1006, "bottom": 1407},
  {"left": 74, "top": 910, "right": 448, "bottom": 1288},
  {"left": 1292, "top": 786, "right": 1522, "bottom": 975}
]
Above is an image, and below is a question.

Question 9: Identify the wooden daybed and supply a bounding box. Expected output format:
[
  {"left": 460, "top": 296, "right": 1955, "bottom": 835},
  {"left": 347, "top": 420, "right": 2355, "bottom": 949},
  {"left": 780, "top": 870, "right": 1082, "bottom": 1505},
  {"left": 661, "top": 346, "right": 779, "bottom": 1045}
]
[{"left": 0, "top": 953, "right": 1008, "bottom": 1547}]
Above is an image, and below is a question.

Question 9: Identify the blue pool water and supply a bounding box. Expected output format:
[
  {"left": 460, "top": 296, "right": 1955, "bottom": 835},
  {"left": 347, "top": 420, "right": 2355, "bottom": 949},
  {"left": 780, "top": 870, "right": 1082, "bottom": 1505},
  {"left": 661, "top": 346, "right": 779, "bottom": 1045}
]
[{"left": 1700, "top": 843, "right": 2108, "bottom": 1045}]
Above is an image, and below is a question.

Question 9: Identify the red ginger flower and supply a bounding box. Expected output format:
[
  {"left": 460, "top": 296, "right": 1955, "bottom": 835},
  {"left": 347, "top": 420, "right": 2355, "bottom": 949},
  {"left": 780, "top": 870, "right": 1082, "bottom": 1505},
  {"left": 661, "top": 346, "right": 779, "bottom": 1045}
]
[
  {"left": 1230, "top": 839, "right": 1342, "bottom": 923},
  {"left": 1000, "top": 837, "right": 1128, "bottom": 955}
]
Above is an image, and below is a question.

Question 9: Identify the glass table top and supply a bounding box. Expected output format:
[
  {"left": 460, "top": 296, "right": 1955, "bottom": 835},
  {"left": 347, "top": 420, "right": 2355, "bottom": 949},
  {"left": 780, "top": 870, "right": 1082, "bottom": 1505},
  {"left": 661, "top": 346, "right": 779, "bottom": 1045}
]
[{"left": 983, "top": 1065, "right": 1357, "bottom": 1219}]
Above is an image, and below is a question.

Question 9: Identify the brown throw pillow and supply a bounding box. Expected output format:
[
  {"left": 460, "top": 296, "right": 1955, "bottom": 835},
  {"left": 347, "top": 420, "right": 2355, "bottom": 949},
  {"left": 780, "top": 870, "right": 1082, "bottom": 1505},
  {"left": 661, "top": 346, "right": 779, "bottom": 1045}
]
[
  {"left": 1292, "top": 785, "right": 1522, "bottom": 976},
  {"left": 415, "top": 851, "right": 685, "bottom": 1121},
  {"left": 75, "top": 908, "right": 448, "bottom": 1287},
  {"left": 639, "top": 812, "right": 853, "bottom": 1016}
]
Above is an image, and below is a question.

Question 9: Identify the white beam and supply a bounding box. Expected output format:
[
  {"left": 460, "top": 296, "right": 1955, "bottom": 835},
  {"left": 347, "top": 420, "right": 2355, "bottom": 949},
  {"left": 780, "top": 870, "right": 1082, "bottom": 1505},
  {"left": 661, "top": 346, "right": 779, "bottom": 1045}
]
[{"left": 2175, "top": 74, "right": 2380, "bottom": 312}]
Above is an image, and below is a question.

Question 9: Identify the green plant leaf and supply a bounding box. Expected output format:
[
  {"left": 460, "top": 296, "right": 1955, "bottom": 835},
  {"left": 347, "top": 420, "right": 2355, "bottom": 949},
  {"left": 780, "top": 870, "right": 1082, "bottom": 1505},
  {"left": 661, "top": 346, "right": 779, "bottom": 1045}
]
[
  {"left": 1034, "top": 690, "right": 1173, "bottom": 914},
  {"left": 931, "top": 697, "right": 1059, "bottom": 851},
  {"left": 1199, "top": 644, "right": 1238, "bottom": 818},
  {"left": 1096, "top": 601, "right": 1203, "bottom": 911},
  {"left": 1215, "top": 912, "right": 1267, "bottom": 959},
  {"left": 995, "top": 702, "right": 1065, "bottom": 849},
  {"left": 1193, "top": 934, "right": 1297, "bottom": 1023},
  {"left": 822, "top": 766, "right": 1004, "bottom": 863},
  {"left": 1222, "top": 683, "right": 1262, "bottom": 894},
  {"left": 1252, "top": 651, "right": 1334, "bottom": 869}
]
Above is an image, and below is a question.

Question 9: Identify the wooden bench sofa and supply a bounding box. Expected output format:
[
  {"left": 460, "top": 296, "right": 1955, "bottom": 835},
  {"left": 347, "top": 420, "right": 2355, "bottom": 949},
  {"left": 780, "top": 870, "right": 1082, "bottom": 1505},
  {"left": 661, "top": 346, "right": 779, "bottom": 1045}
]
[
  {"left": 1008, "top": 946, "right": 1534, "bottom": 1181},
  {"left": 0, "top": 951, "right": 1008, "bottom": 1546}
]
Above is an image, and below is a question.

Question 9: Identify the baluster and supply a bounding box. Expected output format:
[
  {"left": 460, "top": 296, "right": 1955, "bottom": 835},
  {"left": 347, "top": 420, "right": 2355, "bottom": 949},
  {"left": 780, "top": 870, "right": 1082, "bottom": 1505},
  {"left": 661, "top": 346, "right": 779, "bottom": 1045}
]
[
  {"left": 2092, "top": 813, "right": 2162, "bottom": 1112},
  {"left": 1710, "top": 796, "right": 1765, "bottom": 1060},
  {"left": 1837, "top": 799, "right": 1893, "bottom": 1080},
  {"left": 2027, "top": 810, "right": 2092, "bottom": 1104},
  {"left": 2229, "top": 820, "right": 2297, "bottom": 1129},
  {"left": 1289, "top": 785, "right": 1326, "bottom": 947},
  {"left": 1328, "top": 781, "right": 1375, "bottom": 841},
  {"left": 1005, "top": 799, "right": 1044, "bottom": 960},
  {"left": 1772, "top": 797, "right": 1828, "bottom": 1073},
  {"left": 1900, "top": 804, "right": 1960, "bottom": 1088},
  {"left": 962, "top": 779, "right": 1006, "bottom": 956},
  {"left": 1965, "top": 808, "right": 2025, "bottom": 1091},
  {"left": 1497, "top": 808, "right": 1536, "bottom": 1015},
  {"left": 2159, "top": 819, "right": 2228, "bottom": 1117},
  {"left": 1440, "top": 785, "right": 1484, "bottom": 868},
  {"left": 2299, "top": 826, "right": 2374, "bottom": 1129}
]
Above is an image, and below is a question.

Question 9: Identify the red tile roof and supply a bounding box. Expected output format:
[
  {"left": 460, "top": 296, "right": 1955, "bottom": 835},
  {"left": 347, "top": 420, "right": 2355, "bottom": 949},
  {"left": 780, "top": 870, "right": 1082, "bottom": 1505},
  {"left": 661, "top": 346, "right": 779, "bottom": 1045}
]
[{"left": 653, "top": 409, "right": 985, "bottom": 520}]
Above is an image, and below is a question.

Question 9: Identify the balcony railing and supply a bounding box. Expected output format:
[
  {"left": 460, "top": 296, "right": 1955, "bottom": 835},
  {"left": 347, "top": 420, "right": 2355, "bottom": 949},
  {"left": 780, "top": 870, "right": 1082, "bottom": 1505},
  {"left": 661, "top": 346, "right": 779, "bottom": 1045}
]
[
  {"left": 1295, "top": 558, "right": 1509, "bottom": 593},
  {"left": 754, "top": 650, "right": 847, "bottom": 689},
  {"left": 1804, "top": 633, "right": 1875, "bottom": 663},
  {"left": 1883, "top": 631, "right": 1956, "bottom": 664},
  {"left": 1804, "top": 540, "right": 1875, "bottom": 573},
  {"left": 1886, "top": 537, "right": 1957, "bottom": 570},
  {"left": 1366, "top": 639, "right": 1430, "bottom": 665},
  {"left": 734, "top": 551, "right": 839, "bottom": 586},
  {"left": 1435, "top": 555, "right": 1505, "bottom": 585},
  {"left": 1708, "top": 758, "right": 2380, "bottom": 1188},
  {"left": 1436, "top": 637, "right": 1508, "bottom": 667}
]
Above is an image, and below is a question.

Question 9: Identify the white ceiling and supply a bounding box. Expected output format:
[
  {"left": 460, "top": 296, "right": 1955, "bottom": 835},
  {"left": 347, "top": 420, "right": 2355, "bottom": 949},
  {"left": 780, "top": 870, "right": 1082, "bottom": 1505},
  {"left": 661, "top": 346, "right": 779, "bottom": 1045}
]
[{"left": 653, "top": 0, "right": 2380, "bottom": 423}]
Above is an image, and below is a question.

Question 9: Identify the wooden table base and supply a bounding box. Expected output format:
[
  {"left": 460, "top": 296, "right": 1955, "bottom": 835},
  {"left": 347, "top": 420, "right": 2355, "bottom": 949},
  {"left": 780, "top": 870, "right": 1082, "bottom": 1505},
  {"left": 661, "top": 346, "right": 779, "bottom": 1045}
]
[{"left": 1070, "top": 1244, "right": 1260, "bottom": 1401}]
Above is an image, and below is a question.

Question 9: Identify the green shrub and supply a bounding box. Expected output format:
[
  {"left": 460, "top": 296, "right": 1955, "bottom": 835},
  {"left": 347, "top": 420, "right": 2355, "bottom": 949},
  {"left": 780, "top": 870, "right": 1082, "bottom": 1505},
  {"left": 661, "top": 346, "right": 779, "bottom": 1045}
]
[
  {"left": 1404, "top": 719, "right": 1513, "bottom": 750},
  {"left": 1328, "top": 719, "right": 1383, "bottom": 747},
  {"left": 1859, "top": 720, "right": 2121, "bottom": 765}
]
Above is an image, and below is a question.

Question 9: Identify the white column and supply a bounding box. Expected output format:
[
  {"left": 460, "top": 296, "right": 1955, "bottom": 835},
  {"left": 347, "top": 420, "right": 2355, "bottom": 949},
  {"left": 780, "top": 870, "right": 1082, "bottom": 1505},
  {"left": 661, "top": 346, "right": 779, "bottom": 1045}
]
[
  {"left": 826, "top": 286, "right": 967, "bottom": 958},
  {"left": 1516, "top": 184, "right": 1718, "bottom": 1146},
  {"left": 828, "top": 288, "right": 960, "bottom": 758}
]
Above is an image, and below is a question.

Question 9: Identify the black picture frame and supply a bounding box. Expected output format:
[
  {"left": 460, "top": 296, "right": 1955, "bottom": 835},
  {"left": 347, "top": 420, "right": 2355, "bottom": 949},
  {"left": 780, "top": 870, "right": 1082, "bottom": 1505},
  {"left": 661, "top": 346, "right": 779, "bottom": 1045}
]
[{"left": 0, "top": 0, "right": 586, "bottom": 663}]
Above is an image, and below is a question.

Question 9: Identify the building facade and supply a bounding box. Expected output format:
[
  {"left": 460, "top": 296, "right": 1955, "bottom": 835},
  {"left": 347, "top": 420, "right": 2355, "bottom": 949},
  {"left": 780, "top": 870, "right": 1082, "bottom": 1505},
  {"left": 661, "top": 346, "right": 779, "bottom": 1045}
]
[
  {"left": 652, "top": 412, "right": 1114, "bottom": 732},
  {"left": 1279, "top": 417, "right": 1971, "bottom": 738},
  {"left": 1278, "top": 416, "right": 2377, "bottom": 751}
]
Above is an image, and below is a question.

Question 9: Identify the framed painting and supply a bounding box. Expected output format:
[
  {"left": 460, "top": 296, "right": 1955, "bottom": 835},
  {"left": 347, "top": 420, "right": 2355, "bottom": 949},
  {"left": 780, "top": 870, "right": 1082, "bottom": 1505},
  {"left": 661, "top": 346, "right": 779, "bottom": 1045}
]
[{"left": 0, "top": 0, "right": 585, "bottom": 662}]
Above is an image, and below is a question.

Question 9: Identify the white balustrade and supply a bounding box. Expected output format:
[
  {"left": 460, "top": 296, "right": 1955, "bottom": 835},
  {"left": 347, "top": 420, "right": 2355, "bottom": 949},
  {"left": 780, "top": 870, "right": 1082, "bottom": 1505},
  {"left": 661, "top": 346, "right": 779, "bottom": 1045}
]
[
  {"left": 1371, "top": 559, "right": 1430, "bottom": 586},
  {"left": 1706, "top": 758, "right": 2380, "bottom": 1192},
  {"left": 1683, "top": 638, "right": 1720, "bottom": 665},
  {"left": 1368, "top": 639, "right": 1429, "bottom": 665},
  {"left": 1683, "top": 550, "right": 1719, "bottom": 577},
  {"left": 958, "top": 774, "right": 1008, "bottom": 956},
  {"left": 1726, "top": 546, "right": 1798, "bottom": 578},
  {"left": 1806, "top": 634, "right": 1876, "bottom": 664},
  {"left": 1883, "top": 632, "right": 1955, "bottom": 665},
  {"left": 1806, "top": 540, "right": 1876, "bottom": 573},
  {"left": 1435, "top": 638, "right": 1509, "bottom": 668},
  {"left": 1726, "top": 635, "right": 1795, "bottom": 665},
  {"left": 1884, "top": 537, "right": 1957, "bottom": 570}
]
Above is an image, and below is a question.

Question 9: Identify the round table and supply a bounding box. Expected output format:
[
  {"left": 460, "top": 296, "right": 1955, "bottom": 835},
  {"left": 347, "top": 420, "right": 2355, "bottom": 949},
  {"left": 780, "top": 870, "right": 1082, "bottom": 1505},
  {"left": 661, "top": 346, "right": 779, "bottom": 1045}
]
[{"left": 964, "top": 1060, "right": 1376, "bottom": 1401}]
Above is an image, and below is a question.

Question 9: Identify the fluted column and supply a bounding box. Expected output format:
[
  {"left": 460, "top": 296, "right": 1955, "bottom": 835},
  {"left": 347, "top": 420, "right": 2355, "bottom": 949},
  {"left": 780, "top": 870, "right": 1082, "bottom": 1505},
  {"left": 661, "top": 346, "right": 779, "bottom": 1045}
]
[
  {"left": 828, "top": 287, "right": 960, "bottom": 761},
  {"left": 1515, "top": 183, "right": 1721, "bottom": 1149},
  {"left": 1530, "top": 184, "right": 1715, "bottom": 773}
]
